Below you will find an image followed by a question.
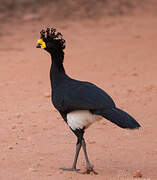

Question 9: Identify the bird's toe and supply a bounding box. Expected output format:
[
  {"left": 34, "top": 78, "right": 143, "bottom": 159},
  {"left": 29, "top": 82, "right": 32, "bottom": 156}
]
[
  {"left": 79, "top": 165, "right": 98, "bottom": 175},
  {"left": 60, "top": 167, "right": 80, "bottom": 172}
]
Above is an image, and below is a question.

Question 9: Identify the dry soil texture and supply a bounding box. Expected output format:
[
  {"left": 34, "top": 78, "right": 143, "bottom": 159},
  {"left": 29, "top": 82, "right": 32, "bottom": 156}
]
[{"left": 0, "top": 13, "right": 157, "bottom": 180}]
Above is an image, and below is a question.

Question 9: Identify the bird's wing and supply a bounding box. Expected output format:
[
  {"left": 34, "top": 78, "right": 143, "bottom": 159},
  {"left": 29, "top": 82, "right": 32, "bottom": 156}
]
[{"left": 62, "top": 81, "right": 115, "bottom": 112}]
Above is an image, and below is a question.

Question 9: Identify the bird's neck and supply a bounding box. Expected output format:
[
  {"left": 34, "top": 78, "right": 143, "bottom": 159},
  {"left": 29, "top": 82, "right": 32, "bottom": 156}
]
[{"left": 50, "top": 52, "right": 66, "bottom": 89}]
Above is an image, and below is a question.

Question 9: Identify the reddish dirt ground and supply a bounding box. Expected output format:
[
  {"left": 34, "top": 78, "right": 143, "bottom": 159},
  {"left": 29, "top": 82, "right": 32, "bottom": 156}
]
[{"left": 0, "top": 13, "right": 157, "bottom": 180}]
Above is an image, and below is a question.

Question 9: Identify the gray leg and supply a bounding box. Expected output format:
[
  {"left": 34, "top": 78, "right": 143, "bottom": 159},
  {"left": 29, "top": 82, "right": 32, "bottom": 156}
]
[
  {"left": 60, "top": 129, "right": 84, "bottom": 172},
  {"left": 72, "top": 142, "right": 82, "bottom": 169},
  {"left": 82, "top": 139, "right": 93, "bottom": 168},
  {"left": 60, "top": 143, "right": 81, "bottom": 171},
  {"left": 81, "top": 139, "right": 98, "bottom": 175}
]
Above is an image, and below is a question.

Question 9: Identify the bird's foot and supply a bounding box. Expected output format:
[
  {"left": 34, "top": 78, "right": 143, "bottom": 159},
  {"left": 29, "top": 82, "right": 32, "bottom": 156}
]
[
  {"left": 80, "top": 165, "right": 98, "bottom": 175},
  {"left": 60, "top": 167, "right": 80, "bottom": 172}
]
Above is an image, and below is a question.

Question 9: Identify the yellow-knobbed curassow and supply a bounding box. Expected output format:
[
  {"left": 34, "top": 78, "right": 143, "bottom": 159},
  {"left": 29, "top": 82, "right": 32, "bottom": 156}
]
[{"left": 36, "top": 28, "right": 141, "bottom": 174}]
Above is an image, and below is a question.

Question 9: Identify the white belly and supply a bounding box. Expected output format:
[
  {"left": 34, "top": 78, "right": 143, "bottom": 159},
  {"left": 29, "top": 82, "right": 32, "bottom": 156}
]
[{"left": 67, "top": 110, "right": 102, "bottom": 130}]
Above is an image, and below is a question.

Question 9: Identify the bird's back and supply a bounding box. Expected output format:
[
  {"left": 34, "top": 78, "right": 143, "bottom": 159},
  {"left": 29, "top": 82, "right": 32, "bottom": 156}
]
[{"left": 52, "top": 76, "right": 115, "bottom": 113}]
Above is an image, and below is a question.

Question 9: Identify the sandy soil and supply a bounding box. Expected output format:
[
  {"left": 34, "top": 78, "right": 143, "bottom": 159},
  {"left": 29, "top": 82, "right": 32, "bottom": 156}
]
[{"left": 0, "top": 12, "right": 157, "bottom": 180}]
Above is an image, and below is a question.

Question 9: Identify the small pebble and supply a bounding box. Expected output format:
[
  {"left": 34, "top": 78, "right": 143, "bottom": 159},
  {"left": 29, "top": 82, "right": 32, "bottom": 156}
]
[
  {"left": 133, "top": 170, "right": 142, "bottom": 178},
  {"left": 87, "top": 140, "right": 96, "bottom": 144},
  {"left": 15, "top": 113, "right": 22, "bottom": 118},
  {"left": 9, "top": 146, "right": 13, "bottom": 150},
  {"left": 131, "top": 72, "right": 138, "bottom": 76}
]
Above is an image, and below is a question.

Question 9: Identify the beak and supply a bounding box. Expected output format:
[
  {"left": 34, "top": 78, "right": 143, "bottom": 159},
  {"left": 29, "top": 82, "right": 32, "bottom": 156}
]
[
  {"left": 36, "top": 39, "right": 46, "bottom": 49},
  {"left": 36, "top": 44, "right": 41, "bottom": 48}
]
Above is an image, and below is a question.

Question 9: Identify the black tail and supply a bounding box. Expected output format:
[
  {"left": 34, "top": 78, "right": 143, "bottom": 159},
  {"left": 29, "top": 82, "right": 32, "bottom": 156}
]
[{"left": 100, "top": 108, "right": 141, "bottom": 129}]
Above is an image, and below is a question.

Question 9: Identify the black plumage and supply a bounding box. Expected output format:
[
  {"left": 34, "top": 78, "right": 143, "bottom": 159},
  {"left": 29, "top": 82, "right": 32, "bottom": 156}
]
[{"left": 36, "top": 28, "right": 141, "bottom": 174}]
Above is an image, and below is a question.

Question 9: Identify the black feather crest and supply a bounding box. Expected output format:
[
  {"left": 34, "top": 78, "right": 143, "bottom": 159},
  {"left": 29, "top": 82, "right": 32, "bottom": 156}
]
[{"left": 40, "top": 27, "right": 66, "bottom": 50}]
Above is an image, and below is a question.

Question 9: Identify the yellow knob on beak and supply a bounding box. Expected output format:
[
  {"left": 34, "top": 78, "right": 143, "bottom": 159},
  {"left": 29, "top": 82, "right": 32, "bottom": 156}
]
[{"left": 36, "top": 39, "right": 46, "bottom": 49}]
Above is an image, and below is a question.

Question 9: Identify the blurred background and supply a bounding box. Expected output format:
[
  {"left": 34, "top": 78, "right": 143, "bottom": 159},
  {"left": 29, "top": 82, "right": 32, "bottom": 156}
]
[
  {"left": 0, "top": 1, "right": 157, "bottom": 180},
  {"left": 0, "top": 0, "right": 157, "bottom": 22}
]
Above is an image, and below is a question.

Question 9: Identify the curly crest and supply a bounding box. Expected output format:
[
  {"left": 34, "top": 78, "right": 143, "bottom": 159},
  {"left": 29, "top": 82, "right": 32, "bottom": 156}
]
[{"left": 40, "top": 27, "right": 66, "bottom": 50}]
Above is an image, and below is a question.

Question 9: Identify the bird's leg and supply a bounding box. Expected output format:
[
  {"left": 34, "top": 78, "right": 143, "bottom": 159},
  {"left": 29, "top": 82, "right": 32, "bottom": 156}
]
[
  {"left": 60, "top": 129, "right": 84, "bottom": 172},
  {"left": 60, "top": 142, "right": 81, "bottom": 171},
  {"left": 81, "top": 139, "right": 98, "bottom": 175},
  {"left": 82, "top": 139, "right": 92, "bottom": 168}
]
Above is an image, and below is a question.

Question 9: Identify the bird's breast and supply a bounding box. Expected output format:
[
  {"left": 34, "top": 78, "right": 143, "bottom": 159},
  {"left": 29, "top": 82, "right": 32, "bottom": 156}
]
[{"left": 52, "top": 93, "right": 64, "bottom": 112}]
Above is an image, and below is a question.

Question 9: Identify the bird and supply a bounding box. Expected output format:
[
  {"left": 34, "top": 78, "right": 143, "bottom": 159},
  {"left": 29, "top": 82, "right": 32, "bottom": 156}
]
[{"left": 36, "top": 27, "right": 141, "bottom": 174}]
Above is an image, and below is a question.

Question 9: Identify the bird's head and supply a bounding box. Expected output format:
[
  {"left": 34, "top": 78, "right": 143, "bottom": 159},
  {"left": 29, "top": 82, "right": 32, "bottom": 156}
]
[{"left": 36, "top": 27, "right": 65, "bottom": 55}]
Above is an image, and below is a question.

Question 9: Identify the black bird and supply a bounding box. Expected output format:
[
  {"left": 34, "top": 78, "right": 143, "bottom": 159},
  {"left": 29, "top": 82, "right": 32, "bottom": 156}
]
[{"left": 36, "top": 27, "right": 141, "bottom": 174}]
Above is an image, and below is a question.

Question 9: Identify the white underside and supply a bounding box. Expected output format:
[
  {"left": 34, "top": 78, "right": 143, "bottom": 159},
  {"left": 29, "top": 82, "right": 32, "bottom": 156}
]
[{"left": 67, "top": 110, "right": 102, "bottom": 130}]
